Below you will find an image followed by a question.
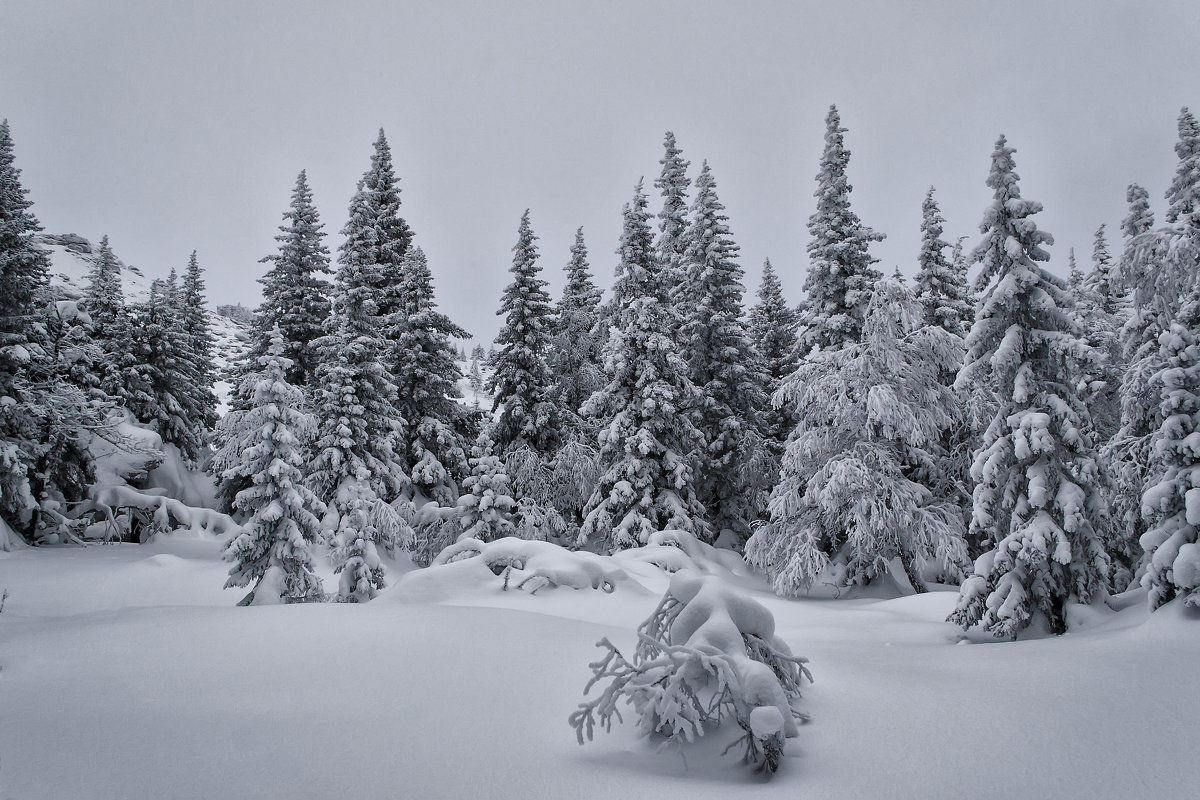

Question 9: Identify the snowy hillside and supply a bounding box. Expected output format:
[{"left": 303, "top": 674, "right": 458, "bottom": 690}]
[{"left": 37, "top": 233, "right": 252, "bottom": 412}]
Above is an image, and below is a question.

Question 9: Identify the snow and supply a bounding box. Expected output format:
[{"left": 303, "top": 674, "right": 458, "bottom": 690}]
[{"left": 1, "top": 537, "right": 1198, "bottom": 798}]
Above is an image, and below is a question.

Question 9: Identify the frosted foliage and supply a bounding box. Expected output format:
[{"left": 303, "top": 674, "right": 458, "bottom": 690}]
[
  {"left": 222, "top": 335, "right": 327, "bottom": 605},
  {"left": 251, "top": 170, "right": 332, "bottom": 388},
  {"left": 570, "top": 572, "right": 811, "bottom": 776},
  {"left": 949, "top": 137, "right": 1109, "bottom": 638},
  {"left": 580, "top": 183, "right": 708, "bottom": 550},
  {"left": 488, "top": 210, "right": 560, "bottom": 457},
  {"left": 654, "top": 131, "right": 691, "bottom": 304},
  {"left": 914, "top": 187, "right": 973, "bottom": 338},
  {"left": 679, "top": 162, "right": 772, "bottom": 542},
  {"left": 799, "top": 105, "right": 884, "bottom": 353},
  {"left": 746, "top": 281, "right": 968, "bottom": 596},
  {"left": 748, "top": 258, "right": 800, "bottom": 447},
  {"left": 1166, "top": 107, "right": 1200, "bottom": 231},
  {"left": 549, "top": 228, "right": 605, "bottom": 437},
  {"left": 330, "top": 476, "right": 412, "bottom": 603},
  {"left": 456, "top": 433, "right": 516, "bottom": 543},
  {"left": 1140, "top": 296, "right": 1200, "bottom": 608},
  {"left": 1122, "top": 183, "right": 1155, "bottom": 239}
]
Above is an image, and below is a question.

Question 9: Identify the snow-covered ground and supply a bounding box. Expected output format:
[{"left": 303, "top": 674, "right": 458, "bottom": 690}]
[{"left": 1, "top": 536, "right": 1196, "bottom": 800}]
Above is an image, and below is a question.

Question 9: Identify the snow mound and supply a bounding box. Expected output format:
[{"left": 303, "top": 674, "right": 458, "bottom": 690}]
[{"left": 395, "top": 529, "right": 757, "bottom": 602}]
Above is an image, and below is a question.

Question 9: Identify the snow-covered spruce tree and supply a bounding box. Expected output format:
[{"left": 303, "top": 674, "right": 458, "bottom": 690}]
[
  {"left": 350, "top": 131, "right": 417, "bottom": 388},
  {"left": 177, "top": 252, "right": 217, "bottom": 445},
  {"left": 0, "top": 121, "right": 118, "bottom": 541},
  {"left": 251, "top": 170, "right": 332, "bottom": 389},
  {"left": 1072, "top": 230, "right": 1126, "bottom": 445},
  {"left": 748, "top": 258, "right": 800, "bottom": 447},
  {"left": 654, "top": 131, "right": 691, "bottom": 306},
  {"left": 549, "top": 227, "right": 605, "bottom": 437},
  {"left": 1088, "top": 224, "right": 1123, "bottom": 317},
  {"left": 1124, "top": 183, "right": 1155, "bottom": 239},
  {"left": 579, "top": 182, "right": 708, "bottom": 550},
  {"left": 1106, "top": 119, "right": 1200, "bottom": 591},
  {"left": 570, "top": 572, "right": 811, "bottom": 775},
  {"left": 0, "top": 117, "right": 43, "bottom": 534},
  {"left": 127, "top": 277, "right": 207, "bottom": 461},
  {"left": 456, "top": 430, "right": 517, "bottom": 543},
  {"left": 948, "top": 136, "right": 1109, "bottom": 638},
  {"left": 679, "top": 161, "right": 772, "bottom": 544},
  {"left": 81, "top": 235, "right": 141, "bottom": 404},
  {"left": 488, "top": 210, "right": 561, "bottom": 458},
  {"left": 308, "top": 143, "right": 411, "bottom": 601},
  {"left": 914, "top": 187, "right": 973, "bottom": 339},
  {"left": 223, "top": 332, "right": 327, "bottom": 605},
  {"left": 1140, "top": 288, "right": 1200, "bottom": 608},
  {"left": 392, "top": 245, "right": 472, "bottom": 504},
  {"left": 1166, "top": 107, "right": 1200, "bottom": 232},
  {"left": 746, "top": 280, "right": 967, "bottom": 595},
  {"left": 798, "top": 105, "right": 885, "bottom": 354}
]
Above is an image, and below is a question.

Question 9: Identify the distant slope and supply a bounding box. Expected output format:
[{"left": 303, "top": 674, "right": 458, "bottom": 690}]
[{"left": 36, "top": 233, "right": 251, "bottom": 414}]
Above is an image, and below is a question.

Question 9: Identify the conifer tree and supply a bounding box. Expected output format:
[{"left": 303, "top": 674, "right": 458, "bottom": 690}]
[
  {"left": 488, "top": 210, "right": 560, "bottom": 457},
  {"left": 1123, "top": 183, "right": 1155, "bottom": 239},
  {"left": 948, "top": 136, "right": 1108, "bottom": 638},
  {"left": 392, "top": 245, "right": 471, "bottom": 504},
  {"left": 223, "top": 332, "right": 327, "bottom": 605},
  {"left": 914, "top": 187, "right": 972, "bottom": 338},
  {"left": 308, "top": 137, "right": 411, "bottom": 601},
  {"left": 0, "top": 120, "right": 114, "bottom": 540},
  {"left": 456, "top": 430, "right": 517, "bottom": 542},
  {"left": 580, "top": 182, "right": 707, "bottom": 549},
  {"left": 678, "top": 161, "right": 771, "bottom": 542},
  {"left": 798, "top": 105, "right": 885, "bottom": 354},
  {"left": 178, "top": 252, "right": 217, "bottom": 441},
  {"left": 127, "top": 278, "right": 205, "bottom": 460},
  {"left": 1140, "top": 288, "right": 1200, "bottom": 609},
  {"left": 1088, "top": 224, "right": 1122, "bottom": 316},
  {"left": 654, "top": 131, "right": 691, "bottom": 305},
  {"left": 82, "top": 235, "right": 144, "bottom": 406},
  {"left": 549, "top": 227, "right": 604, "bottom": 434},
  {"left": 748, "top": 258, "right": 800, "bottom": 446},
  {"left": 253, "top": 170, "right": 332, "bottom": 388},
  {"left": 746, "top": 280, "right": 968, "bottom": 595},
  {"left": 1165, "top": 107, "right": 1200, "bottom": 232}
]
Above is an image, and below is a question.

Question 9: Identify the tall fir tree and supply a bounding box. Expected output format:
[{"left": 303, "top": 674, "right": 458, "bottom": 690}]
[
  {"left": 179, "top": 252, "right": 217, "bottom": 444},
  {"left": 308, "top": 136, "right": 412, "bottom": 600},
  {"left": 1087, "top": 224, "right": 1123, "bottom": 316},
  {"left": 1140, "top": 286, "right": 1200, "bottom": 609},
  {"left": 579, "top": 182, "right": 707, "bottom": 550},
  {"left": 223, "top": 332, "right": 327, "bottom": 605},
  {"left": 798, "top": 105, "right": 885, "bottom": 353},
  {"left": 81, "top": 235, "right": 145, "bottom": 407},
  {"left": 128, "top": 278, "right": 204, "bottom": 460},
  {"left": 549, "top": 227, "right": 605, "bottom": 436},
  {"left": 948, "top": 136, "right": 1108, "bottom": 638},
  {"left": 748, "top": 258, "right": 800, "bottom": 447},
  {"left": 487, "top": 210, "right": 560, "bottom": 457},
  {"left": 392, "top": 245, "right": 472, "bottom": 504},
  {"left": 253, "top": 170, "right": 333, "bottom": 388},
  {"left": 678, "top": 161, "right": 771, "bottom": 543},
  {"left": 654, "top": 131, "right": 691, "bottom": 306},
  {"left": 914, "top": 187, "right": 973, "bottom": 338},
  {"left": 1165, "top": 107, "right": 1200, "bottom": 233},
  {"left": 1123, "top": 183, "right": 1155, "bottom": 239}
]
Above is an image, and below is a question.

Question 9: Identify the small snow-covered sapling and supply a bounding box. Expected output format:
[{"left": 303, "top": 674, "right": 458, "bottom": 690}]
[{"left": 569, "top": 572, "right": 812, "bottom": 775}]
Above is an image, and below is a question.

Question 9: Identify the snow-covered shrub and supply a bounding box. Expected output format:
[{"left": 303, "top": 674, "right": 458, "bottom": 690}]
[{"left": 570, "top": 571, "right": 811, "bottom": 775}]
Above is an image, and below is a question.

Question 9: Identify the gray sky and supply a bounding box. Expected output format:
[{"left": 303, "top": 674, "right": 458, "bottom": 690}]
[{"left": 2, "top": 0, "right": 1198, "bottom": 344}]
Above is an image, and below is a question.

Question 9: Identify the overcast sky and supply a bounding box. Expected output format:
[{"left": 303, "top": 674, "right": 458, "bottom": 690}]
[{"left": 2, "top": 0, "right": 1198, "bottom": 344}]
